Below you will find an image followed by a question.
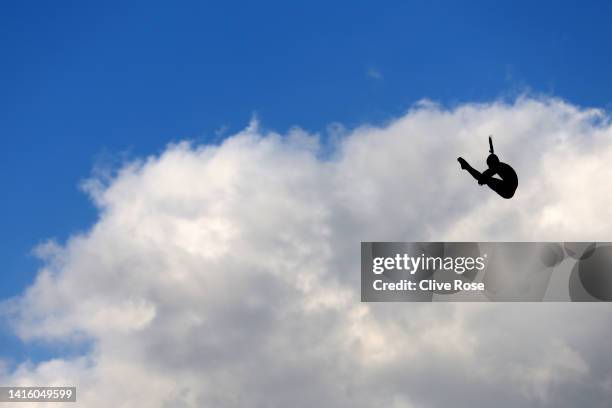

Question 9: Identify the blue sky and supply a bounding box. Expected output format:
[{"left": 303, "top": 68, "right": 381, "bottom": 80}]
[{"left": 1, "top": 0, "right": 612, "bottom": 360}]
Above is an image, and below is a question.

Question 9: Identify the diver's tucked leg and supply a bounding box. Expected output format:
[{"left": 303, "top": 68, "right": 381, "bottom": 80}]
[
  {"left": 457, "top": 157, "right": 482, "bottom": 181},
  {"left": 486, "top": 177, "right": 513, "bottom": 199}
]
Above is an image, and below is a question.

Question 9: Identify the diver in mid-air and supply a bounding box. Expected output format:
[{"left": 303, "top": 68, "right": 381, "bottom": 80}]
[{"left": 457, "top": 136, "right": 518, "bottom": 199}]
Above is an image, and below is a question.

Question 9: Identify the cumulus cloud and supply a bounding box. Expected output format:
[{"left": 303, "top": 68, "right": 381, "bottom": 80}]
[{"left": 3, "top": 97, "right": 612, "bottom": 407}]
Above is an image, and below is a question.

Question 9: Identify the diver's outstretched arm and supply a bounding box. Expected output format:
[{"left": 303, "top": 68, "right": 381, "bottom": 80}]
[{"left": 477, "top": 168, "right": 496, "bottom": 185}]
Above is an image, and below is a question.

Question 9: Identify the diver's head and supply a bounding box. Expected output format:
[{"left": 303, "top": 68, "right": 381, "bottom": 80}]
[{"left": 486, "top": 153, "right": 500, "bottom": 169}]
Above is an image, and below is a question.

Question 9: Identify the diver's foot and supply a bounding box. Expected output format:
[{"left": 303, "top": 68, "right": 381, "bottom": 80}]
[{"left": 457, "top": 157, "right": 468, "bottom": 169}]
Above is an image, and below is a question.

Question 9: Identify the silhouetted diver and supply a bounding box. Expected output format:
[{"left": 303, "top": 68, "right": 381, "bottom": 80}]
[{"left": 457, "top": 136, "right": 518, "bottom": 199}]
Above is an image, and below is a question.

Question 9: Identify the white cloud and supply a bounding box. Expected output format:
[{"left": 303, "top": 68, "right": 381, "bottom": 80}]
[
  {"left": 367, "top": 67, "right": 383, "bottom": 80},
  {"left": 3, "top": 97, "right": 612, "bottom": 407}
]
